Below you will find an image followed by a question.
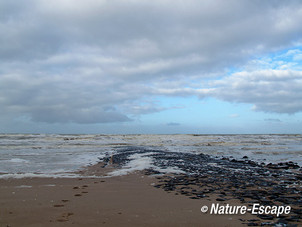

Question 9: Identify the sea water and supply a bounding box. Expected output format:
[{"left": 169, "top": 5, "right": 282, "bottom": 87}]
[{"left": 0, "top": 134, "right": 301, "bottom": 178}]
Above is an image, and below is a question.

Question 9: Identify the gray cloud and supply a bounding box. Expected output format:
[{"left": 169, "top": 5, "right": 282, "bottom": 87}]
[
  {"left": 30, "top": 107, "right": 131, "bottom": 124},
  {"left": 265, "top": 118, "right": 282, "bottom": 122},
  {"left": 1, "top": 0, "right": 302, "bottom": 124},
  {"left": 167, "top": 122, "right": 181, "bottom": 126}
]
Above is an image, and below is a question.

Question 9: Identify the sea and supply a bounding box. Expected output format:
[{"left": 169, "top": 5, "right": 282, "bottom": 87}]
[{"left": 0, "top": 134, "right": 302, "bottom": 178}]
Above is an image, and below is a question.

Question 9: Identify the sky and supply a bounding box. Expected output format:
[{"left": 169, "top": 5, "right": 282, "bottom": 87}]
[{"left": 1, "top": 0, "right": 302, "bottom": 134}]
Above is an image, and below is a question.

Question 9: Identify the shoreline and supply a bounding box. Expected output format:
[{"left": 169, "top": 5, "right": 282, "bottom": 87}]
[
  {"left": 1, "top": 148, "right": 302, "bottom": 226},
  {"left": 0, "top": 173, "right": 250, "bottom": 227},
  {"left": 1, "top": 169, "right": 302, "bottom": 226}
]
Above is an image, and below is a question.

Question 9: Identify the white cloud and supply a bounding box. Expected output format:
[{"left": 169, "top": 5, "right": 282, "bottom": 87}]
[{"left": 203, "top": 70, "right": 302, "bottom": 114}]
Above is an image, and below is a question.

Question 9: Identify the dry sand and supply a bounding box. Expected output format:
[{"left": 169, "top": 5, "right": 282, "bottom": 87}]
[{"left": 0, "top": 173, "right": 256, "bottom": 227}]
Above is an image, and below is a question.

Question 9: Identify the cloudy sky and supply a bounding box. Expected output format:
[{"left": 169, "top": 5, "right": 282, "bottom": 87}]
[{"left": 1, "top": 0, "right": 302, "bottom": 134}]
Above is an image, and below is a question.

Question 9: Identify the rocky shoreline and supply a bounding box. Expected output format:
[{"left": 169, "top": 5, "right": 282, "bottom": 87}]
[{"left": 100, "top": 147, "right": 302, "bottom": 226}]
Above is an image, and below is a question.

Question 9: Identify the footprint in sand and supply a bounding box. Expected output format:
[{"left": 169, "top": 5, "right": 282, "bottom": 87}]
[
  {"left": 57, "top": 212, "right": 74, "bottom": 222},
  {"left": 53, "top": 204, "right": 65, "bottom": 207},
  {"left": 73, "top": 185, "right": 89, "bottom": 196}
]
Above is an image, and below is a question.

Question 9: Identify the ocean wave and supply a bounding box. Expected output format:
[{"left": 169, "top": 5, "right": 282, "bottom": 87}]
[{"left": 0, "top": 134, "right": 302, "bottom": 178}]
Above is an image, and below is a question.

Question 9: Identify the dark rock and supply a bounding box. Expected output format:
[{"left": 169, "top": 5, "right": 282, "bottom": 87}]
[
  {"left": 257, "top": 214, "right": 274, "bottom": 220},
  {"left": 260, "top": 222, "right": 274, "bottom": 226},
  {"left": 248, "top": 219, "right": 259, "bottom": 222}
]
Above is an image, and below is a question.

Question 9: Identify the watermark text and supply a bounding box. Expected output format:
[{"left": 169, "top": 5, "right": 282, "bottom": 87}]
[{"left": 200, "top": 203, "right": 291, "bottom": 217}]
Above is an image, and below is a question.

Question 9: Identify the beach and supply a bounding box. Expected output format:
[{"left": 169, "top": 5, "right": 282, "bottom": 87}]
[
  {"left": 1, "top": 158, "right": 302, "bottom": 226},
  {"left": 0, "top": 134, "right": 302, "bottom": 226},
  {"left": 0, "top": 173, "right": 252, "bottom": 227}
]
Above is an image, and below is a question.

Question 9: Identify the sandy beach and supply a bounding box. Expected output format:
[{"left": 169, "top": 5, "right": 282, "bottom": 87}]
[
  {"left": 0, "top": 173, "right": 253, "bottom": 227},
  {"left": 1, "top": 135, "right": 302, "bottom": 226}
]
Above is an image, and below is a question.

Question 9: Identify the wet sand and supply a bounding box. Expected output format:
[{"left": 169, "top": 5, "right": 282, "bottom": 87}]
[
  {"left": 1, "top": 150, "right": 302, "bottom": 226},
  {"left": 0, "top": 174, "right": 253, "bottom": 227}
]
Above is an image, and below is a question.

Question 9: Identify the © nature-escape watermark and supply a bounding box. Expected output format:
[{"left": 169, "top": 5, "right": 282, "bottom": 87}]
[{"left": 201, "top": 203, "right": 291, "bottom": 217}]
